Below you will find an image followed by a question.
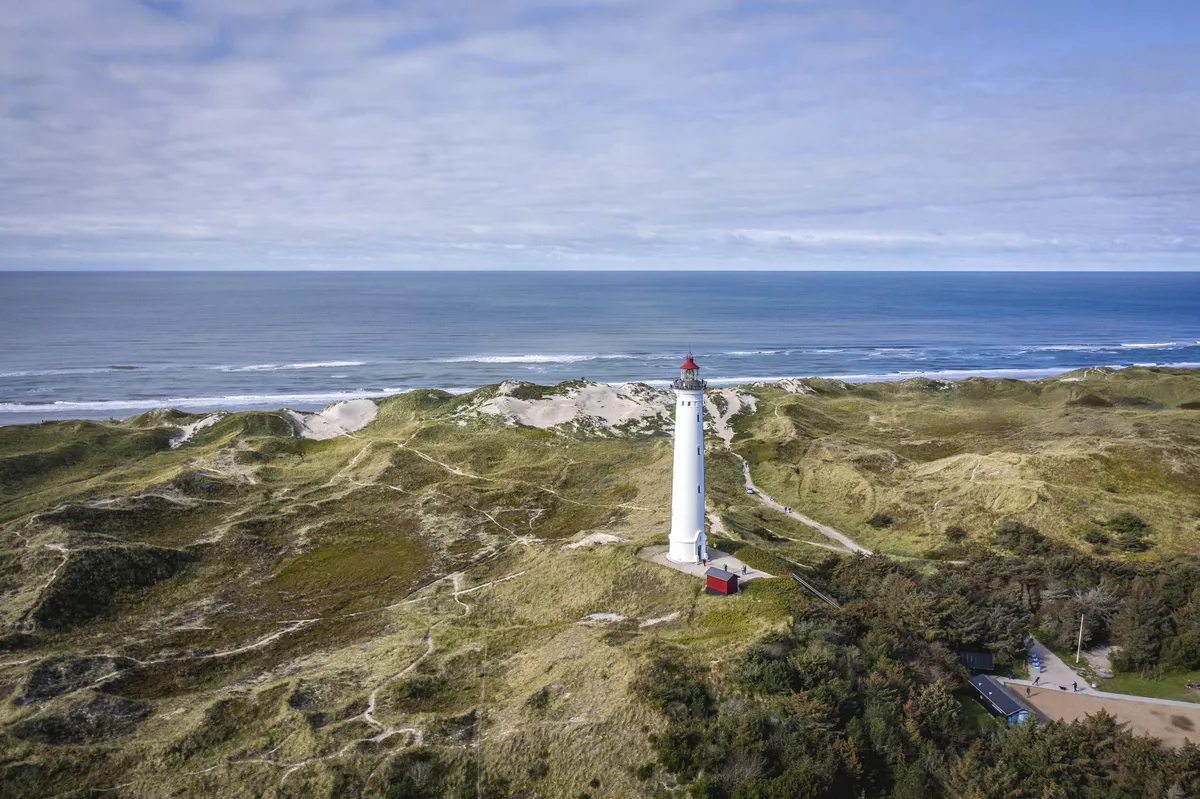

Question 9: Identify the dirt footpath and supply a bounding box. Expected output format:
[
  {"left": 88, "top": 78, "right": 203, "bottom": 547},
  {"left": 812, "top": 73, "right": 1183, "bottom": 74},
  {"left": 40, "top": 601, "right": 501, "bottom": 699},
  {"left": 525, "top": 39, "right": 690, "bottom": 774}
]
[{"left": 1019, "top": 686, "right": 1200, "bottom": 748}]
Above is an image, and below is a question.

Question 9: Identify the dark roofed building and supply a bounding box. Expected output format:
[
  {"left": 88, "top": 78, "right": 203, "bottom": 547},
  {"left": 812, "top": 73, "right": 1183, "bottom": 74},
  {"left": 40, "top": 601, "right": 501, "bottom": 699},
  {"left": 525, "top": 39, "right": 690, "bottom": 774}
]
[
  {"left": 705, "top": 567, "right": 738, "bottom": 595},
  {"left": 969, "top": 674, "right": 1030, "bottom": 725},
  {"left": 957, "top": 650, "right": 995, "bottom": 673}
]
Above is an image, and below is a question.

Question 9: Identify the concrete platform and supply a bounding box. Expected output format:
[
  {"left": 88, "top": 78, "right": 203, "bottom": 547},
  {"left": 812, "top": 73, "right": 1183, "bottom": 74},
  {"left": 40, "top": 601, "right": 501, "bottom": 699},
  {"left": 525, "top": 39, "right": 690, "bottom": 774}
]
[{"left": 640, "top": 545, "right": 773, "bottom": 582}]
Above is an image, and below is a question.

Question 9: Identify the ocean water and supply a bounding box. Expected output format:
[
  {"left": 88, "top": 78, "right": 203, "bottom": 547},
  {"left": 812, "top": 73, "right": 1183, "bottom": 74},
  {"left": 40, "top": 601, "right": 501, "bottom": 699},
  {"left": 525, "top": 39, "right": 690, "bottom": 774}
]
[{"left": 1, "top": 271, "right": 1198, "bottom": 425}]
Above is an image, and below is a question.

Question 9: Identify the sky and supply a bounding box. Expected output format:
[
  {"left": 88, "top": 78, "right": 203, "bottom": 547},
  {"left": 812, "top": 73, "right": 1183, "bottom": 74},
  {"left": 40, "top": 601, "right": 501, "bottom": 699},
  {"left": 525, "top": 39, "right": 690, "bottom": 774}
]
[{"left": 0, "top": 0, "right": 1198, "bottom": 271}]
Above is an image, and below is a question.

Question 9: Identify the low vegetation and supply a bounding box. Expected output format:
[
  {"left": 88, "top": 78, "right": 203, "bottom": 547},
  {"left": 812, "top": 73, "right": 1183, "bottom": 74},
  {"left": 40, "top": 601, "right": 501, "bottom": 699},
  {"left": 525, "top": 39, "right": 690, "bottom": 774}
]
[{"left": 1, "top": 368, "right": 1199, "bottom": 797}]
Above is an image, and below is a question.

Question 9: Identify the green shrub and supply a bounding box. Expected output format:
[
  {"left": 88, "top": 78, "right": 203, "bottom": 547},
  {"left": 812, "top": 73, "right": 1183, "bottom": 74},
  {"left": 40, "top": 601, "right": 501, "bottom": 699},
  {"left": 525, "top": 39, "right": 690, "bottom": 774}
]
[
  {"left": 1099, "top": 513, "right": 1153, "bottom": 552},
  {"left": 944, "top": 525, "right": 968, "bottom": 542},
  {"left": 525, "top": 686, "right": 552, "bottom": 714},
  {"left": 1069, "top": 393, "right": 1114, "bottom": 408},
  {"left": 732, "top": 637, "right": 797, "bottom": 695},
  {"left": 994, "top": 520, "right": 1049, "bottom": 554}
]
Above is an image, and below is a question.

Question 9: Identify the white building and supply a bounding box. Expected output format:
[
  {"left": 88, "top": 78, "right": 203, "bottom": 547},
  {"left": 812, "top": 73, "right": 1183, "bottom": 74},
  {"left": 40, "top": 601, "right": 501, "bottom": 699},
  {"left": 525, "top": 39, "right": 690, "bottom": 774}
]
[{"left": 667, "top": 353, "right": 708, "bottom": 563}]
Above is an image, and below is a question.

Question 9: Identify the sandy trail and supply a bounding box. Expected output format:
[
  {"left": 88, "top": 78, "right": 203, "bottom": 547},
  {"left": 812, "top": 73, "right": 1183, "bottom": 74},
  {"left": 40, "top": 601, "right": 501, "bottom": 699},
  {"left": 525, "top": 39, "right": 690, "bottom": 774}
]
[
  {"left": 226, "top": 568, "right": 535, "bottom": 785},
  {"left": 396, "top": 440, "right": 650, "bottom": 512},
  {"left": 325, "top": 442, "right": 375, "bottom": 487},
  {"left": 363, "top": 630, "right": 434, "bottom": 740},
  {"left": 703, "top": 390, "right": 869, "bottom": 555}
]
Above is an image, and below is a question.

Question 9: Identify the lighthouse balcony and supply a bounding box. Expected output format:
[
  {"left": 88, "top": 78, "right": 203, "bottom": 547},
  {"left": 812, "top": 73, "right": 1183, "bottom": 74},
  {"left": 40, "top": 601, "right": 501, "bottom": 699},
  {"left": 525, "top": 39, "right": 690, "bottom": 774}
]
[{"left": 672, "top": 378, "right": 708, "bottom": 391}]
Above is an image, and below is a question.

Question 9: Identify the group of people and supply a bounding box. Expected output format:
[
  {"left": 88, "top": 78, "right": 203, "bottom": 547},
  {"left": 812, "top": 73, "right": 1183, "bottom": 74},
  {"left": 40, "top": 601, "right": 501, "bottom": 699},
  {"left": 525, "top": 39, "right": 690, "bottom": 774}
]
[{"left": 1025, "top": 675, "right": 1086, "bottom": 697}]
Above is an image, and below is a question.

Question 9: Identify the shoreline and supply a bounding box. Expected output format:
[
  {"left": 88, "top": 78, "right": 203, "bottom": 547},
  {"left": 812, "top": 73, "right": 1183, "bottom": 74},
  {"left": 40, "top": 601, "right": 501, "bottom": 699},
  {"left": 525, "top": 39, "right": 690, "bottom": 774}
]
[{"left": 2, "top": 363, "right": 1197, "bottom": 427}]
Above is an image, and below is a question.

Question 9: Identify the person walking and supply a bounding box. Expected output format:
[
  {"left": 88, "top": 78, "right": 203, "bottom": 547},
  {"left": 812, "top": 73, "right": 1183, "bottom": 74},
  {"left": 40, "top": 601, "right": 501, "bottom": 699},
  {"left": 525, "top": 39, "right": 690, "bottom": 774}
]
[
  {"left": 1033, "top": 675, "right": 1040, "bottom": 686},
  {"left": 1026, "top": 686, "right": 1031, "bottom": 698},
  {"left": 1072, "top": 681, "right": 1078, "bottom": 693}
]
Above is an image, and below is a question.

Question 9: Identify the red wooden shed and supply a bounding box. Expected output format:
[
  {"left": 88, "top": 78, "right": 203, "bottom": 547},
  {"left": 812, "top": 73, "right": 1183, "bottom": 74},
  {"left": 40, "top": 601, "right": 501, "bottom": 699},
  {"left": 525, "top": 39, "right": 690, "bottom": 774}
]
[{"left": 705, "top": 567, "right": 739, "bottom": 595}]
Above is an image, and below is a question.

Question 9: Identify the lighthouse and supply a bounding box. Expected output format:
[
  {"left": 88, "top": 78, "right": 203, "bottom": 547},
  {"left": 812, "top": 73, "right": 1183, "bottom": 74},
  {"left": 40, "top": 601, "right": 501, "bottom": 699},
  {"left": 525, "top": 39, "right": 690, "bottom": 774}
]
[{"left": 667, "top": 352, "right": 708, "bottom": 563}]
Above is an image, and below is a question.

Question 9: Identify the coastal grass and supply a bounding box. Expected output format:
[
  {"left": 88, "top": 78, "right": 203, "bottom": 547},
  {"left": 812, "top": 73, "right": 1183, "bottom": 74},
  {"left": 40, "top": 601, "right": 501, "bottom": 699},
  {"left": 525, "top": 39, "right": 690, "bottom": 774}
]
[
  {"left": 5, "top": 368, "right": 1200, "bottom": 796},
  {"left": 0, "top": 393, "right": 778, "bottom": 798},
  {"left": 1096, "top": 670, "right": 1200, "bottom": 704},
  {"left": 732, "top": 368, "right": 1200, "bottom": 557}
]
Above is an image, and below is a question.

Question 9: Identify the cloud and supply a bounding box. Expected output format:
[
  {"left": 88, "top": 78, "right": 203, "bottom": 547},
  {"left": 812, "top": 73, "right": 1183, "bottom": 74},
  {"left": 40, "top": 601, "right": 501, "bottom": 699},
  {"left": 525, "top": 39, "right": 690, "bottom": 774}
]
[{"left": 0, "top": 0, "right": 1197, "bottom": 269}]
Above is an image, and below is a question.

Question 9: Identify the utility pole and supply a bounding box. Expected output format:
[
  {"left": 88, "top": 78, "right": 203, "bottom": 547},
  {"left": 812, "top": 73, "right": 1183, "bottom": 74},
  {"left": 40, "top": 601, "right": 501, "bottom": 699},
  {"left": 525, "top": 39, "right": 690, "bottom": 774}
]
[{"left": 1076, "top": 613, "right": 1085, "bottom": 664}]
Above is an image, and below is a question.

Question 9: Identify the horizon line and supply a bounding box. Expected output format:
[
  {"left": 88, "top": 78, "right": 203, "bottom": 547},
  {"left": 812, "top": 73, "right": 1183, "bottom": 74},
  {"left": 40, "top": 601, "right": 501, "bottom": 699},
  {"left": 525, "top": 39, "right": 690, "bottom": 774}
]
[{"left": 2, "top": 267, "right": 1200, "bottom": 274}]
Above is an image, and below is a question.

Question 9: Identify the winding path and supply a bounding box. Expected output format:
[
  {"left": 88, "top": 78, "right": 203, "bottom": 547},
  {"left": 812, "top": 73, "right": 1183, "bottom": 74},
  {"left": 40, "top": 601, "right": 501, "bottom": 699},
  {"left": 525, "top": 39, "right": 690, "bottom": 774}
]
[
  {"left": 395, "top": 437, "right": 650, "bottom": 513},
  {"left": 704, "top": 390, "right": 871, "bottom": 556}
]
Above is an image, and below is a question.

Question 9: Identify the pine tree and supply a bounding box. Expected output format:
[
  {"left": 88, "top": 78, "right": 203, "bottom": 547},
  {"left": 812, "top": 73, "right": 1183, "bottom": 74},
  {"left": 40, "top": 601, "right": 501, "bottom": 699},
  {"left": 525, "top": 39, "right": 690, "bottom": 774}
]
[{"left": 1111, "top": 579, "right": 1169, "bottom": 671}]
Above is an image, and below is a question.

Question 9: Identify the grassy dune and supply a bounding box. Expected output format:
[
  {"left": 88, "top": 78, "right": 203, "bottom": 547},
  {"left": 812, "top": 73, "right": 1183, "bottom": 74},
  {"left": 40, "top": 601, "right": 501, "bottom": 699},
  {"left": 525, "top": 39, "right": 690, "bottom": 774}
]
[
  {"left": 2, "top": 368, "right": 1199, "bottom": 796},
  {"left": 0, "top": 387, "right": 795, "bottom": 797},
  {"left": 734, "top": 367, "right": 1200, "bottom": 558}
]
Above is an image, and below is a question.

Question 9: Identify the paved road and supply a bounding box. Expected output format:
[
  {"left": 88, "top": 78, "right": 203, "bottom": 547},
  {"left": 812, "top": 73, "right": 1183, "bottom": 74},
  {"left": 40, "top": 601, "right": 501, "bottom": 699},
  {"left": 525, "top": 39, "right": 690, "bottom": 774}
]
[
  {"left": 1025, "top": 637, "right": 1089, "bottom": 691},
  {"left": 1006, "top": 637, "right": 1200, "bottom": 709},
  {"left": 1005, "top": 678, "right": 1200, "bottom": 710}
]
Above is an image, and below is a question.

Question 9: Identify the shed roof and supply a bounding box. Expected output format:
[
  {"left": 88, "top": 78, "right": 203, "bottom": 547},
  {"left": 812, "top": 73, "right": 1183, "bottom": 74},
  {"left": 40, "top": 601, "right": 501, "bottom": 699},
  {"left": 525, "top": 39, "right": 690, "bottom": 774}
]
[
  {"left": 969, "top": 674, "right": 1026, "bottom": 717},
  {"left": 705, "top": 567, "right": 734, "bottom": 580},
  {"left": 957, "top": 651, "right": 995, "bottom": 671}
]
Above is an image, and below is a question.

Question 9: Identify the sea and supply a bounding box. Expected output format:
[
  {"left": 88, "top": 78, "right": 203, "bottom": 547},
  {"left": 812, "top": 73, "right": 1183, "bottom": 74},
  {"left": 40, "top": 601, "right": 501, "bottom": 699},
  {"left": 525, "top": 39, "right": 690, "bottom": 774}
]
[{"left": 1, "top": 271, "right": 1198, "bottom": 425}]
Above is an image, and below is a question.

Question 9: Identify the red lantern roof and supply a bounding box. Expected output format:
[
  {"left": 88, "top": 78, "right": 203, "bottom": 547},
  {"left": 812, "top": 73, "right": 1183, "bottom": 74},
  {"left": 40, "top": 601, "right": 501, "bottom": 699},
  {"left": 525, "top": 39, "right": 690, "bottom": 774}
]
[{"left": 680, "top": 353, "right": 699, "bottom": 370}]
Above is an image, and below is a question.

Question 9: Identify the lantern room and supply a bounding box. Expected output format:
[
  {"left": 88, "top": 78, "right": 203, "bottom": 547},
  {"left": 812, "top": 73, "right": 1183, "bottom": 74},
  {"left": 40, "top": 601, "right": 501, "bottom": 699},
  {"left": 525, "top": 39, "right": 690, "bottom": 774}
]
[{"left": 673, "top": 352, "right": 707, "bottom": 391}]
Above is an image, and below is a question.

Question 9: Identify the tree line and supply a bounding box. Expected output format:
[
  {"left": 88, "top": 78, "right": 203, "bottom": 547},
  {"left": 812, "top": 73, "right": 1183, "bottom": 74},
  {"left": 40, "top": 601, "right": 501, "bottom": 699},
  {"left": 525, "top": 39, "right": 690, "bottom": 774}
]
[{"left": 632, "top": 534, "right": 1200, "bottom": 798}]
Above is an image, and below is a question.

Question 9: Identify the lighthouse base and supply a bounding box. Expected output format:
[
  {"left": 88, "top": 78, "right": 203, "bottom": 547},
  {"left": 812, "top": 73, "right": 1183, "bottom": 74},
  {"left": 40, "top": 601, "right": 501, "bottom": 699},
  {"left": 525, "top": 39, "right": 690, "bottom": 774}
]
[{"left": 667, "top": 531, "right": 708, "bottom": 564}]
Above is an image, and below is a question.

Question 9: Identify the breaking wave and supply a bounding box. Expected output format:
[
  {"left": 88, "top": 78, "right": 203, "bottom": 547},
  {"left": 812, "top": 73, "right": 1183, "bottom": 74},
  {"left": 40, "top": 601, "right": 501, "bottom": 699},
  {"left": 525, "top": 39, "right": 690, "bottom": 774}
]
[
  {"left": 214, "top": 361, "right": 367, "bottom": 372},
  {"left": 433, "top": 354, "right": 637, "bottom": 364},
  {"left": 0, "top": 366, "right": 144, "bottom": 378},
  {"left": 0, "top": 389, "right": 402, "bottom": 414}
]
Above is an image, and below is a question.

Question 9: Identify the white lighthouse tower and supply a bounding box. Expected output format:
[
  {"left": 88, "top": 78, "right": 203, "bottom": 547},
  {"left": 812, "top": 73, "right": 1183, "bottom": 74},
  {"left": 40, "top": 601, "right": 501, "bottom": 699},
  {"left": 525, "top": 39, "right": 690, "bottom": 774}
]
[{"left": 667, "top": 353, "right": 708, "bottom": 563}]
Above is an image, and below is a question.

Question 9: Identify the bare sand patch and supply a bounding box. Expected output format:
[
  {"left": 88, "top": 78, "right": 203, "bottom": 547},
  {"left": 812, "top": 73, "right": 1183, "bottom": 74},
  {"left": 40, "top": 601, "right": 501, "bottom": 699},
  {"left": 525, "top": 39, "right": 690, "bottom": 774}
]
[
  {"left": 561, "top": 533, "right": 626, "bottom": 551},
  {"left": 288, "top": 399, "right": 379, "bottom": 440},
  {"left": 170, "top": 413, "right": 224, "bottom": 447},
  {"left": 577, "top": 612, "right": 626, "bottom": 625},
  {"left": 1018, "top": 686, "right": 1200, "bottom": 748},
  {"left": 474, "top": 381, "right": 671, "bottom": 432}
]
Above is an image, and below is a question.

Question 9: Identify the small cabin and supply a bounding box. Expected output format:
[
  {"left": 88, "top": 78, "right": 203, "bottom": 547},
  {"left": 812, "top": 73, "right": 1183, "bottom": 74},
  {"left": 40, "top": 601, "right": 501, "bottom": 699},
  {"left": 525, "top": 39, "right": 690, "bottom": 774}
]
[
  {"left": 705, "top": 567, "right": 738, "bottom": 595},
  {"left": 968, "top": 674, "right": 1030, "bottom": 725}
]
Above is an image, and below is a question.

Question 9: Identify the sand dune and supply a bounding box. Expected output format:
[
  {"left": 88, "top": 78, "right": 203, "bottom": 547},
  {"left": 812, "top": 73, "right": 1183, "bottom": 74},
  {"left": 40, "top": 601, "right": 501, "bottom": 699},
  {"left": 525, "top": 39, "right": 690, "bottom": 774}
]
[
  {"left": 288, "top": 399, "right": 379, "bottom": 440},
  {"left": 475, "top": 381, "right": 673, "bottom": 432}
]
